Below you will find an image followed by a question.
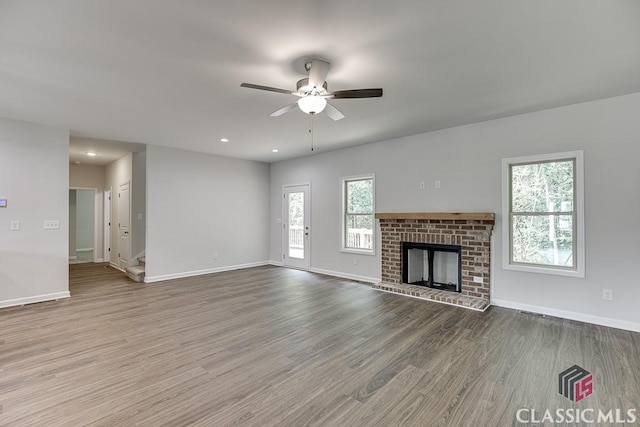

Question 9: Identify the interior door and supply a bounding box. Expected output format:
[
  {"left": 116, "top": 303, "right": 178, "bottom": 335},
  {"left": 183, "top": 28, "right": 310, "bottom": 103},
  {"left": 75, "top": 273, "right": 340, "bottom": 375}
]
[
  {"left": 104, "top": 188, "right": 111, "bottom": 263},
  {"left": 118, "top": 181, "right": 131, "bottom": 270},
  {"left": 283, "top": 184, "right": 310, "bottom": 270}
]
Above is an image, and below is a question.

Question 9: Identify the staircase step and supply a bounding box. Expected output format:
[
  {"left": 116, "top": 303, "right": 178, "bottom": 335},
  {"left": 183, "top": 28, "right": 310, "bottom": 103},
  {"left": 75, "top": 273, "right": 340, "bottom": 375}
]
[{"left": 125, "top": 265, "right": 145, "bottom": 283}]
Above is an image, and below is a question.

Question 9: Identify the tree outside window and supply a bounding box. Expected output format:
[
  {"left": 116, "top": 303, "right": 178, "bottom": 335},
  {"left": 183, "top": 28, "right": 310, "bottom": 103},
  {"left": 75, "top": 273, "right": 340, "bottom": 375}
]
[
  {"left": 502, "top": 151, "right": 584, "bottom": 277},
  {"left": 342, "top": 175, "right": 375, "bottom": 253}
]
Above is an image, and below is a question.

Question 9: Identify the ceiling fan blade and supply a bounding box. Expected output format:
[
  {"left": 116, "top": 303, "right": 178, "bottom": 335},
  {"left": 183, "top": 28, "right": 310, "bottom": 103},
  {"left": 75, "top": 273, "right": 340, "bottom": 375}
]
[
  {"left": 329, "top": 88, "right": 383, "bottom": 99},
  {"left": 325, "top": 103, "right": 345, "bottom": 121},
  {"left": 270, "top": 102, "right": 298, "bottom": 117},
  {"left": 308, "top": 59, "right": 330, "bottom": 89},
  {"left": 241, "top": 83, "right": 293, "bottom": 95}
]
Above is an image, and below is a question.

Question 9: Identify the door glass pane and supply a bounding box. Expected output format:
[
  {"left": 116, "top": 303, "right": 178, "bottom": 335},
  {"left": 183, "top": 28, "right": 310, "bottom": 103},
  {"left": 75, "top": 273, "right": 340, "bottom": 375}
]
[{"left": 288, "top": 192, "right": 304, "bottom": 259}]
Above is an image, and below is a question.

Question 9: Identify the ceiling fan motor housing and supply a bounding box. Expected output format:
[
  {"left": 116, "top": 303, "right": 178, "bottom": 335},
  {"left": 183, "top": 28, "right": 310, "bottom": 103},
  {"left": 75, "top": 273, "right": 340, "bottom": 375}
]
[{"left": 297, "top": 78, "right": 328, "bottom": 96}]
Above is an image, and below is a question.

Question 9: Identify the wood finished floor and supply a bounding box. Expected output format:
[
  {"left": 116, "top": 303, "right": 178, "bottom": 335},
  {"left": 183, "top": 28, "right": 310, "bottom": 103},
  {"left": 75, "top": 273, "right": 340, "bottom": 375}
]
[{"left": 1, "top": 264, "right": 639, "bottom": 426}]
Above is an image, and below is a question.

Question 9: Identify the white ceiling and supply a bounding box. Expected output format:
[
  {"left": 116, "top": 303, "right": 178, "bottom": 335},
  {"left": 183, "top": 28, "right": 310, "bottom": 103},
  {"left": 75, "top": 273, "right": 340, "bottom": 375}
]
[
  {"left": 69, "top": 137, "right": 145, "bottom": 166},
  {"left": 1, "top": 1, "right": 639, "bottom": 163}
]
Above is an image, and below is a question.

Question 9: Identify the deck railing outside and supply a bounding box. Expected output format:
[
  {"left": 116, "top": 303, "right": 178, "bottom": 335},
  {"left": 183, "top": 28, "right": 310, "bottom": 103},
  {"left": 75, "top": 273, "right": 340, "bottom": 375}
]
[{"left": 289, "top": 226, "right": 373, "bottom": 250}]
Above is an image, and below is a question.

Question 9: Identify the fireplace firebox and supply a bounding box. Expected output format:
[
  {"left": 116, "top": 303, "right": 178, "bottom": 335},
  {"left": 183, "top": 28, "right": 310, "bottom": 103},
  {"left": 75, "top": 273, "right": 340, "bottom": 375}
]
[{"left": 402, "top": 242, "right": 462, "bottom": 293}]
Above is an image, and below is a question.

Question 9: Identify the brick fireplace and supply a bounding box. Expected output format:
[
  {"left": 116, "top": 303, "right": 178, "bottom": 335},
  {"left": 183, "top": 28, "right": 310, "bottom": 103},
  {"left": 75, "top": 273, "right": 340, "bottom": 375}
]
[{"left": 373, "top": 212, "right": 495, "bottom": 311}]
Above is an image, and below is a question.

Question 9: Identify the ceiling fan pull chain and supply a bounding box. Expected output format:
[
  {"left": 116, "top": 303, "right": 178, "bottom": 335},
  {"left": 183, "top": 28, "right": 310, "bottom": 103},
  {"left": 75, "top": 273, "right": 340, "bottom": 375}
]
[{"left": 310, "top": 115, "right": 314, "bottom": 151}]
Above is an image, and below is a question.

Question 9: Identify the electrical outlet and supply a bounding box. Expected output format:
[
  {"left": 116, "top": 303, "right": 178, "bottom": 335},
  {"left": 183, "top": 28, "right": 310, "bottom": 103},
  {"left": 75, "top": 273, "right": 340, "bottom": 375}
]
[
  {"left": 602, "top": 289, "right": 613, "bottom": 301},
  {"left": 43, "top": 220, "right": 59, "bottom": 230},
  {"left": 419, "top": 181, "right": 425, "bottom": 190},
  {"left": 213, "top": 252, "right": 219, "bottom": 260},
  {"left": 10, "top": 220, "right": 20, "bottom": 231},
  {"left": 435, "top": 180, "right": 441, "bottom": 189},
  {"left": 353, "top": 256, "right": 358, "bottom": 265}
]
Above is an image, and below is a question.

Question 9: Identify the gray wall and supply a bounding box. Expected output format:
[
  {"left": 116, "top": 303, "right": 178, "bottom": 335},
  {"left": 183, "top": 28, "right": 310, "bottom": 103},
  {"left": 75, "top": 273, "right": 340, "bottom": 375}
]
[
  {"left": 0, "top": 117, "right": 69, "bottom": 307},
  {"left": 270, "top": 92, "right": 640, "bottom": 330},
  {"left": 131, "top": 151, "right": 146, "bottom": 260},
  {"left": 145, "top": 145, "right": 270, "bottom": 281}
]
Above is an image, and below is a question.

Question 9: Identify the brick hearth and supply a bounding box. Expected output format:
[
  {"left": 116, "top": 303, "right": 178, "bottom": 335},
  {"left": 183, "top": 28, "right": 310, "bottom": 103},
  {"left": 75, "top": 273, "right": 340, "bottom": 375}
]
[{"left": 374, "top": 212, "right": 495, "bottom": 310}]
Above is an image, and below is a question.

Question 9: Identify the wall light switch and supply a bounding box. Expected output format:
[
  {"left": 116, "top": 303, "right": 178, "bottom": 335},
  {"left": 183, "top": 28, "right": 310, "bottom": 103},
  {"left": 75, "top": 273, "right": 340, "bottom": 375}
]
[
  {"left": 435, "top": 180, "right": 441, "bottom": 189},
  {"left": 10, "top": 220, "right": 20, "bottom": 231}
]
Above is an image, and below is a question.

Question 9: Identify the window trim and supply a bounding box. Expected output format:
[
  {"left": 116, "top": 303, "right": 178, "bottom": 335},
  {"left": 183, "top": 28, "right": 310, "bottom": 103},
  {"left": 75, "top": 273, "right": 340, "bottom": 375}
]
[
  {"left": 501, "top": 150, "right": 585, "bottom": 278},
  {"left": 340, "top": 174, "right": 376, "bottom": 255}
]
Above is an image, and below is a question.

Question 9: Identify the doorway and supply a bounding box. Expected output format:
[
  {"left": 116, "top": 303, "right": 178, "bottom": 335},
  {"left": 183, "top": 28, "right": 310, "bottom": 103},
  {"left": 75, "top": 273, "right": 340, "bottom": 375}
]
[
  {"left": 69, "top": 188, "right": 97, "bottom": 264},
  {"left": 283, "top": 183, "right": 310, "bottom": 270}
]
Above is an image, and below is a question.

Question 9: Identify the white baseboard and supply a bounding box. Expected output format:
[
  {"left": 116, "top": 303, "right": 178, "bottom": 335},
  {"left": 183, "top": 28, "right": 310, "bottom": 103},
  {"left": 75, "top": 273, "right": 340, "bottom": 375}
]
[
  {"left": 68, "top": 256, "right": 78, "bottom": 260},
  {"left": 267, "top": 261, "right": 379, "bottom": 283},
  {"left": 144, "top": 261, "right": 270, "bottom": 283},
  {"left": 491, "top": 298, "right": 640, "bottom": 333},
  {"left": 76, "top": 248, "right": 93, "bottom": 252},
  {"left": 0, "top": 292, "right": 71, "bottom": 309},
  {"left": 95, "top": 258, "right": 105, "bottom": 263},
  {"left": 309, "top": 267, "right": 379, "bottom": 284},
  {"left": 110, "top": 263, "right": 124, "bottom": 273}
]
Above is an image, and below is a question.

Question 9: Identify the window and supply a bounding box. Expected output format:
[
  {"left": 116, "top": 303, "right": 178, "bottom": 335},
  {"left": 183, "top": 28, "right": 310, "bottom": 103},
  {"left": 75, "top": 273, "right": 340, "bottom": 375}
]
[
  {"left": 342, "top": 175, "right": 375, "bottom": 254},
  {"left": 502, "top": 151, "right": 584, "bottom": 277}
]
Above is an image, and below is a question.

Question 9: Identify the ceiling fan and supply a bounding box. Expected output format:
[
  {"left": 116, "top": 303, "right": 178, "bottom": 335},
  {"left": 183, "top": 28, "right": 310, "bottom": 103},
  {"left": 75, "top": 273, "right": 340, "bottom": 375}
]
[{"left": 241, "top": 59, "right": 383, "bottom": 121}]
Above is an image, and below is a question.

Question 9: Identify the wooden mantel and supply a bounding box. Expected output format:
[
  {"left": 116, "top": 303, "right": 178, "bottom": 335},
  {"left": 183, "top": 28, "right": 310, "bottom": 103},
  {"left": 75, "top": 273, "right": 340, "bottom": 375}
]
[{"left": 375, "top": 212, "right": 495, "bottom": 221}]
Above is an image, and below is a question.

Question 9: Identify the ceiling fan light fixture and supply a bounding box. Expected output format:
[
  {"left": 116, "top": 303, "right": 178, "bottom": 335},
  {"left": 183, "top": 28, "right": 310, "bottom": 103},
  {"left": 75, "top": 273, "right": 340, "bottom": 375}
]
[{"left": 298, "top": 95, "right": 327, "bottom": 115}]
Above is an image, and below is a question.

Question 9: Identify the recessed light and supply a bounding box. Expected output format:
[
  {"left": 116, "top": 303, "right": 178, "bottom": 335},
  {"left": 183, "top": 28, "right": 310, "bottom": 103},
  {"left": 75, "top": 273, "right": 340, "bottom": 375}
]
[
  {"left": 272, "top": 149, "right": 279, "bottom": 153},
  {"left": 220, "top": 138, "right": 229, "bottom": 143},
  {"left": 86, "top": 151, "right": 97, "bottom": 157}
]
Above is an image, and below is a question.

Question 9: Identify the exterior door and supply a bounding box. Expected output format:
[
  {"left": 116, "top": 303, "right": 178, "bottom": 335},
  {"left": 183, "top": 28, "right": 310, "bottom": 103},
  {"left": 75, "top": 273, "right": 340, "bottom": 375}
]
[
  {"left": 283, "top": 184, "right": 310, "bottom": 270},
  {"left": 118, "top": 181, "right": 131, "bottom": 270}
]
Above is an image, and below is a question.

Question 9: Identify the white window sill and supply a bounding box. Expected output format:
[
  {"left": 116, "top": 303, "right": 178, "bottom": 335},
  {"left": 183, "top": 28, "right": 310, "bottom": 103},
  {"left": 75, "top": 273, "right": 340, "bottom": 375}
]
[
  {"left": 341, "top": 248, "right": 375, "bottom": 256},
  {"left": 504, "top": 263, "right": 584, "bottom": 278}
]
